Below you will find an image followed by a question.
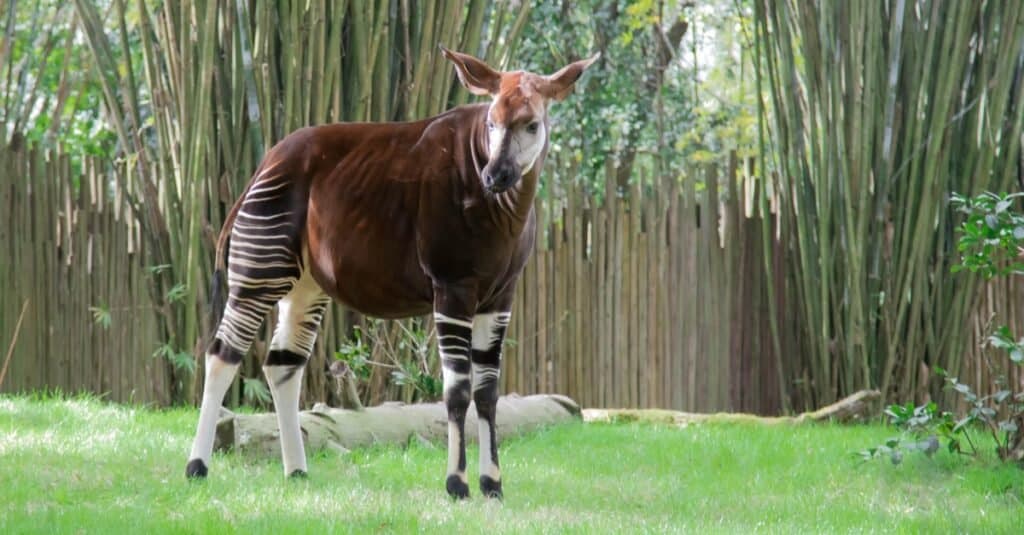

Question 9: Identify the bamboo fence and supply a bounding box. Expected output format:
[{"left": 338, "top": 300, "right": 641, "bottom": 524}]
[{"left": 4, "top": 144, "right": 1020, "bottom": 413}]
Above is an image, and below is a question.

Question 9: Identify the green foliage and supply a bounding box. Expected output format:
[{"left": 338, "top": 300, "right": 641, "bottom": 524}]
[
  {"left": 516, "top": 1, "right": 690, "bottom": 196},
  {"left": 390, "top": 364, "right": 443, "bottom": 401},
  {"left": 333, "top": 318, "right": 441, "bottom": 403},
  {"left": 513, "top": 1, "right": 757, "bottom": 198},
  {"left": 951, "top": 191, "right": 1024, "bottom": 279},
  {"left": 152, "top": 343, "right": 196, "bottom": 376},
  {"left": 241, "top": 377, "right": 271, "bottom": 405},
  {"left": 88, "top": 305, "right": 111, "bottom": 329},
  {"left": 989, "top": 326, "right": 1024, "bottom": 364},
  {"left": 942, "top": 370, "right": 1023, "bottom": 458},
  {"left": 675, "top": 2, "right": 758, "bottom": 164},
  {"left": 941, "top": 189, "right": 1024, "bottom": 462},
  {"left": 164, "top": 283, "right": 187, "bottom": 304},
  {"left": 859, "top": 402, "right": 948, "bottom": 464},
  {"left": 144, "top": 264, "right": 172, "bottom": 276},
  {"left": 1, "top": 1, "right": 113, "bottom": 158},
  {"left": 334, "top": 330, "right": 373, "bottom": 382},
  {"left": 863, "top": 365, "right": 1024, "bottom": 465}
]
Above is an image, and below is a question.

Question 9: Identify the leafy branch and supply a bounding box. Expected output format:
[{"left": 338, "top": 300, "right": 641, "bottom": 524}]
[{"left": 951, "top": 192, "right": 1024, "bottom": 279}]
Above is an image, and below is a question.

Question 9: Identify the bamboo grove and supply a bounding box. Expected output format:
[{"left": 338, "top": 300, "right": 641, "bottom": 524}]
[{"left": 756, "top": 1, "right": 1024, "bottom": 406}]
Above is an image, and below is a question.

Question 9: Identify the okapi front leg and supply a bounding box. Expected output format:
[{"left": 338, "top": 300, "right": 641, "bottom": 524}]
[
  {"left": 471, "top": 311, "right": 510, "bottom": 499},
  {"left": 434, "top": 293, "right": 475, "bottom": 499}
]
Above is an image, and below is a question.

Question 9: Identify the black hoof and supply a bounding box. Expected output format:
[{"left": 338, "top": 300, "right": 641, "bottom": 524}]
[
  {"left": 480, "top": 475, "right": 503, "bottom": 499},
  {"left": 288, "top": 469, "right": 308, "bottom": 479},
  {"left": 185, "top": 459, "right": 208, "bottom": 479},
  {"left": 446, "top": 474, "right": 470, "bottom": 500}
]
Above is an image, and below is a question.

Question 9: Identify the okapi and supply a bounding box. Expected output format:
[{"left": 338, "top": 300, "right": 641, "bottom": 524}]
[{"left": 186, "top": 47, "right": 597, "bottom": 499}]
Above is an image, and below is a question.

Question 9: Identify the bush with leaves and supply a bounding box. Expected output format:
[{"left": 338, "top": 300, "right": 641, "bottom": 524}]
[
  {"left": 333, "top": 319, "right": 442, "bottom": 405},
  {"left": 950, "top": 191, "right": 1024, "bottom": 279},
  {"left": 950, "top": 190, "right": 1024, "bottom": 462},
  {"left": 865, "top": 191, "right": 1024, "bottom": 465},
  {"left": 859, "top": 401, "right": 948, "bottom": 465},
  {"left": 862, "top": 369, "right": 1024, "bottom": 465}
]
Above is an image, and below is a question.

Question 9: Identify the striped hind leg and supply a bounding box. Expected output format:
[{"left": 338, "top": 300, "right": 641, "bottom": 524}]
[
  {"left": 185, "top": 276, "right": 295, "bottom": 478},
  {"left": 186, "top": 168, "right": 302, "bottom": 478},
  {"left": 471, "top": 311, "right": 511, "bottom": 499},
  {"left": 263, "top": 270, "right": 330, "bottom": 477}
]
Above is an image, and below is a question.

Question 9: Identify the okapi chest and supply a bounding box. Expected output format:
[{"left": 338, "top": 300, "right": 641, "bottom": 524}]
[{"left": 187, "top": 47, "right": 598, "bottom": 500}]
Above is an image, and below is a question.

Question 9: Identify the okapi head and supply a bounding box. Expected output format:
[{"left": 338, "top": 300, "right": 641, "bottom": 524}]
[{"left": 440, "top": 47, "right": 599, "bottom": 193}]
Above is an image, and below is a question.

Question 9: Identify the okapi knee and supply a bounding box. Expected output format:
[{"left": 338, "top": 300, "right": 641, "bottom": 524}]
[{"left": 207, "top": 337, "right": 245, "bottom": 365}]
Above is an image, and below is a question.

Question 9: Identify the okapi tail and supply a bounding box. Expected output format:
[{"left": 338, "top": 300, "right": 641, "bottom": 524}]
[{"left": 215, "top": 187, "right": 246, "bottom": 274}]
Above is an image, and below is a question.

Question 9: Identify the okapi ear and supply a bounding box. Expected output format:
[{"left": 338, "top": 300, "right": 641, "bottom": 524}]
[
  {"left": 440, "top": 46, "right": 501, "bottom": 96},
  {"left": 537, "top": 53, "right": 601, "bottom": 101}
]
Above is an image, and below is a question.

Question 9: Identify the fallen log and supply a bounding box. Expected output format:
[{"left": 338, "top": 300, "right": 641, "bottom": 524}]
[
  {"left": 582, "top": 389, "right": 881, "bottom": 425},
  {"left": 214, "top": 393, "right": 581, "bottom": 457}
]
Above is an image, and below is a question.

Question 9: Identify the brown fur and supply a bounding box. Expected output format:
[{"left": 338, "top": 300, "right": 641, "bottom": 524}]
[
  {"left": 214, "top": 51, "right": 597, "bottom": 319},
  {"left": 216, "top": 104, "right": 538, "bottom": 317}
]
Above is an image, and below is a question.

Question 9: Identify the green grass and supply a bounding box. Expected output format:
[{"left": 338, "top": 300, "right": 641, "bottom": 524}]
[{"left": 1, "top": 395, "right": 1022, "bottom": 534}]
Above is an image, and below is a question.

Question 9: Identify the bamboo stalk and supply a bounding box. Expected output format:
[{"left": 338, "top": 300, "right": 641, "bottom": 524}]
[
  {"left": 0, "top": 300, "right": 29, "bottom": 389},
  {"left": 760, "top": 0, "right": 1024, "bottom": 409}
]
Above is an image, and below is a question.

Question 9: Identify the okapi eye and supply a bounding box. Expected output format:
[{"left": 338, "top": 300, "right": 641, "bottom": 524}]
[
  {"left": 526, "top": 122, "right": 539, "bottom": 134},
  {"left": 486, "top": 121, "right": 496, "bottom": 131}
]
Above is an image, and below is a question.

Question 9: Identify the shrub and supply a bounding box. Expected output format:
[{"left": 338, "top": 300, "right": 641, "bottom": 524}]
[{"left": 863, "top": 191, "right": 1024, "bottom": 465}]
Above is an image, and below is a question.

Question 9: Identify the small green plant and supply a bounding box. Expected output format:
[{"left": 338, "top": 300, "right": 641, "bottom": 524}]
[
  {"left": 390, "top": 360, "right": 442, "bottom": 400},
  {"left": 859, "top": 402, "right": 950, "bottom": 465},
  {"left": 988, "top": 325, "right": 1024, "bottom": 364},
  {"left": 334, "top": 329, "right": 373, "bottom": 382},
  {"left": 863, "top": 367, "right": 1024, "bottom": 464},
  {"left": 333, "top": 318, "right": 442, "bottom": 403},
  {"left": 88, "top": 305, "right": 112, "bottom": 329},
  {"left": 152, "top": 343, "right": 197, "bottom": 375},
  {"left": 949, "top": 191, "right": 1024, "bottom": 462},
  {"left": 242, "top": 377, "right": 272, "bottom": 405},
  {"left": 165, "top": 283, "right": 188, "bottom": 303},
  {"left": 942, "top": 368, "right": 1024, "bottom": 462}
]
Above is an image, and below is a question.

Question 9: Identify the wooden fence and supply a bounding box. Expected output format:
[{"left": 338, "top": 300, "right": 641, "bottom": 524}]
[
  {"left": 503, "top": 157, "right": 786, "bottom": 413},
  {"left": 0, "top": 149, "right": 170, "bottom": 404},
  {"left": 1, "top": 146, "right": 1020, "bottom": 413}
]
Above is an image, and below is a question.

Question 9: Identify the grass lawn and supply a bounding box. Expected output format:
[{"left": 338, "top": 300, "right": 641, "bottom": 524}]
[{"left": 1, "top": 395, "right": 1022, "bottom": 534}]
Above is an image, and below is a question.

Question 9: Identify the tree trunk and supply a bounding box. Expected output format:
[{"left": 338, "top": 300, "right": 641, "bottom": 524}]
[
  {"left": 583, "top": 390, "right": 881, "bottom": 425},
  {"left": 214, "top": 394, "right": 580, "bottom": 457}
]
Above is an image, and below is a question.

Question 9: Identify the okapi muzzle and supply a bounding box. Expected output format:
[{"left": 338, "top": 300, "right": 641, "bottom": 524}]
[{"left": 482, "top": 150, "right": 520, "bottom": 193}]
